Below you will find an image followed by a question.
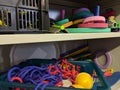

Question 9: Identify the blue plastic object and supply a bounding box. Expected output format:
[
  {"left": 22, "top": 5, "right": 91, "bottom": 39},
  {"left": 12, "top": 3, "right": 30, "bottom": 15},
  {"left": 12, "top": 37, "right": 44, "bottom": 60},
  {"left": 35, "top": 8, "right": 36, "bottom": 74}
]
[
  {"left": 106, "top": 72, "right": 120, "bottom": 86},
  {"left": 95, "top": 5, "right": 100, "bottom": 16}
]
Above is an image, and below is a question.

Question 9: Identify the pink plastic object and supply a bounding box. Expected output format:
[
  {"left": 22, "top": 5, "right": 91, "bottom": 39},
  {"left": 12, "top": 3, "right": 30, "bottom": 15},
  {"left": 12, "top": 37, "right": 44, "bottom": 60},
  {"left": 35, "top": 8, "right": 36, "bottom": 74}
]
[
  {"left": 83, "top": 16, "right": 106, "bottom": 24},
  {"left": 78, "top": 16, "right": 108, "bottom": 28}
]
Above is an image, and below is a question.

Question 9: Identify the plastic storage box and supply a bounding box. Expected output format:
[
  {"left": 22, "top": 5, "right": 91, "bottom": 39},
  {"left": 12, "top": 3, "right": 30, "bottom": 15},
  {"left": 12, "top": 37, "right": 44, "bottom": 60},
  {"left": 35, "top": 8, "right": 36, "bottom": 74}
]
[
  {"left": 0, "top": 6, "right": 16, "bottom": 31},
  {"left": 0, "top": 59, "right": 111, "bottom": 90},
  {"left": 0, "top": 0, "right": 50, "bottom": 33}
]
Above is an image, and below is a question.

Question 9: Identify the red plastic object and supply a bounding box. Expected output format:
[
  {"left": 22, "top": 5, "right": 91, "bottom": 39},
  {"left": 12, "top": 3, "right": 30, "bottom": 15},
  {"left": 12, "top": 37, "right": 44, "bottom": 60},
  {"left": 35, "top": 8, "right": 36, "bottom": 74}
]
[
  {"left": 102, "top": 11, "right": 116, "bottom": 18},
  {"left": 48, "top": 65, "right": 61, "bottom": 75},
  {"left": 11, "top": 77, "right": 26, "bottom": 90},
  {"left": 78, "top": 23, "right": 108, "bottom": 28},
  {"left": 59, "top": 59, "right": 80, "bottom": 84},
  {"left": 104, "top": 71, "right": 113, "bottom": 77}
]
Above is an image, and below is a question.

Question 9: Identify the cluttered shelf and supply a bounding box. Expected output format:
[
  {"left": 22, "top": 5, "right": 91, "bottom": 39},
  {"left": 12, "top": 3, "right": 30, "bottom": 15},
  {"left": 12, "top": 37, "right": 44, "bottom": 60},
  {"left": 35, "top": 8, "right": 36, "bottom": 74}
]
[{"left": 0, "top": 32, "right": 120, "bottom": 45}]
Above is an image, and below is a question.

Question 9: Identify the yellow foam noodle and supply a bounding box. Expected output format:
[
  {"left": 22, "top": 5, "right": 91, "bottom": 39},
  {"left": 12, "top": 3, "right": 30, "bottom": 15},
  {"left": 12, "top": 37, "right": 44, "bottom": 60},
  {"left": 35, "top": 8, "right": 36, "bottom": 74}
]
[
  {"left": 73, "top": 18, "right": 84, "bottom": 25},
  {"left": 62, "top": 21, "right": 73, "bottom": 28},
  {"left": 64, "top": 46, "right": 89, "bottom": 58}
]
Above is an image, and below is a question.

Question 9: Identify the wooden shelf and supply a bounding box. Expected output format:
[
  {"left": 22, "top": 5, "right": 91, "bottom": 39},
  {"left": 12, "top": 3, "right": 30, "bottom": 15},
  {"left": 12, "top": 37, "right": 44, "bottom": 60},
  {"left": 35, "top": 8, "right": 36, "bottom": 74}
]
[{"left": 0, "top": 32, "right": 120, "bottom": 45}]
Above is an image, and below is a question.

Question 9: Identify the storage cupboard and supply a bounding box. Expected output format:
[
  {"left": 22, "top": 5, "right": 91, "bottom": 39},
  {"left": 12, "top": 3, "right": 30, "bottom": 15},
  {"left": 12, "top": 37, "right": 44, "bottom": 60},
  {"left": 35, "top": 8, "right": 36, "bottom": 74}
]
[{"left": 0, "top": 0, "right": 120, "bottom": 90}]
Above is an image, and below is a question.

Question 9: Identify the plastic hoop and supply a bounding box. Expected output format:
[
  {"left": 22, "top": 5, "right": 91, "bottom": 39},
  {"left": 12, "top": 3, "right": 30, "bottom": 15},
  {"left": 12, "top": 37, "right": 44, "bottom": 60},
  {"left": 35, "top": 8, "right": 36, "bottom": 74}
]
[{"left": 94, "top": 50, "right": 112, "bottom": 69}]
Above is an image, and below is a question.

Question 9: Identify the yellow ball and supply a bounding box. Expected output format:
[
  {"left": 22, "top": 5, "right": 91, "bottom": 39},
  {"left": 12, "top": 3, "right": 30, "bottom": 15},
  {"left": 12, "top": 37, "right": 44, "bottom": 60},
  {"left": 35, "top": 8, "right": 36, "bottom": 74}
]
[
  {"left": 72, "top": 72, "right": 94, "bottom": 89},
  {"left": 0, "top": 20, "right": 2, "bottom": 26}
]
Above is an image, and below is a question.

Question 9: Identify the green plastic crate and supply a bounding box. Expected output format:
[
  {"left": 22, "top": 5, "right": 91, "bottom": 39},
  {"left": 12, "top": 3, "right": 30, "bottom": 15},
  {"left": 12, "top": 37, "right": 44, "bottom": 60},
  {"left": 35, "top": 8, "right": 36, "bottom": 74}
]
[{"left": 0, "top": 59, "right": 111, "bottom": 90}]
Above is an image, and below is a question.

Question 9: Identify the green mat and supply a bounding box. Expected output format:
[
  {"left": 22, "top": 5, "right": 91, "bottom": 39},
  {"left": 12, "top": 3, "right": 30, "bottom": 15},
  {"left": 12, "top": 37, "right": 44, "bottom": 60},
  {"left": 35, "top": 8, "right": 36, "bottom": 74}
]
[{"left": 66, "top": 28, "right": 111, "bottom": 33}]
